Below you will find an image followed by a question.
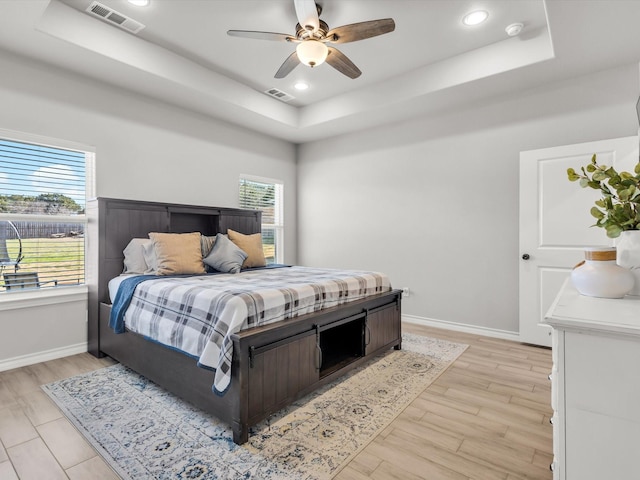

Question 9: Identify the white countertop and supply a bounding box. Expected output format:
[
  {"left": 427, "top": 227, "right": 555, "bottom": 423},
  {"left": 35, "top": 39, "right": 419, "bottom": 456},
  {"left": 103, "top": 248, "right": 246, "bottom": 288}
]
[{"left": 544, "top": 278, "right": 640, "bottom": 337}]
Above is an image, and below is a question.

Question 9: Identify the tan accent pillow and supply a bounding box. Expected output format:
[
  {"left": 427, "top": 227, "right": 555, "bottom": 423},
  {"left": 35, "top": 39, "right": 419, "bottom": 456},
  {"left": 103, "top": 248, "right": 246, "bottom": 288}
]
[
  {"left": 227, "top": 229, "right": 266, "bottom": 268},
  {"left": 148, "top": 232, "right": 206, "bottom": 275}
]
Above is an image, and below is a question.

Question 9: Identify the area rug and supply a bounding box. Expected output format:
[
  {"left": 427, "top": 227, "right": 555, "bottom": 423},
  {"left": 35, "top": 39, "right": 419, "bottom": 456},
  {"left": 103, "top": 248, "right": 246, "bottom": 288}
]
[{"left": 43, "top": 333, "right": 467, "bottom": 480}]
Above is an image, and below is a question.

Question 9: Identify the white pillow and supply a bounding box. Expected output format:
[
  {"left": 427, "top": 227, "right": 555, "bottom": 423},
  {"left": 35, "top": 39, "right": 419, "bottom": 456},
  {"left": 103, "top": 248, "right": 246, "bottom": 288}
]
[
  {"left": 201, "top": 235, "right": 216, "bottom": 257},
  {"left": 122, "top": 238, "right": 151, "bottom": 274},
  {"left": 142, "top": 241, "right": 158, "bottom": 274}
]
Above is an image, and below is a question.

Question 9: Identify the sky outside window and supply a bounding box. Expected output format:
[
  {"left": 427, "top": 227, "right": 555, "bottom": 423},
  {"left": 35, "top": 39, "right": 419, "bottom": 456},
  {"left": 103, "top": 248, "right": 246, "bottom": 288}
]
[{"left": 0, "top": 139, "right": 86, "bottom": 211}]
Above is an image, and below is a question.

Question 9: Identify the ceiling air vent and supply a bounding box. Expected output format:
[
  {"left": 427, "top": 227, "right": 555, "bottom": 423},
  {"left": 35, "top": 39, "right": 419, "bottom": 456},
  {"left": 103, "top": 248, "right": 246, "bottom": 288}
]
[
  {"left": 86, "top": 1, "right": 145, "bottom": 34},
  {"left": 264, "top": 88, "right": 295, "bottom": 102}
]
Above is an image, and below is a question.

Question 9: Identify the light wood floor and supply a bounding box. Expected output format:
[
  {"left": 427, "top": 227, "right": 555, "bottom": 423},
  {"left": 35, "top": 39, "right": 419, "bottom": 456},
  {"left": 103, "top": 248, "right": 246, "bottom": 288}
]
[{"left": 0, "top": 323, "right": 552, "bottom": 480}]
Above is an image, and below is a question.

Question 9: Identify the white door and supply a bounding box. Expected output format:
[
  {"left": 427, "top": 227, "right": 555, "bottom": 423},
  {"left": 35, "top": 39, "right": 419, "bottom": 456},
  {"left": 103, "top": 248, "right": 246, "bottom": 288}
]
[{"left": 519, "top": 136, "right": 638, "bottom": 346}]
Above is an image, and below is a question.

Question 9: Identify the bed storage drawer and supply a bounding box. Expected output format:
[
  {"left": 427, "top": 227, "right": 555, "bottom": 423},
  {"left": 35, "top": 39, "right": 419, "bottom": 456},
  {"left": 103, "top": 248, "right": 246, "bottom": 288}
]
[
  {"left": 247, "top": 331, "right": 318, "bottom": 421},
  {"left": 366, "top": 302, "right": 401, "bottom": 355}
]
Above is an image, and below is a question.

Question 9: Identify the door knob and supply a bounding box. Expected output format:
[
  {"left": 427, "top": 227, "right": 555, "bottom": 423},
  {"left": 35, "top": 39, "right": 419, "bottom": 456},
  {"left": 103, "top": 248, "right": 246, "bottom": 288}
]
[{"left": 522, "top": 254, "right": 530, "bottom": 260}]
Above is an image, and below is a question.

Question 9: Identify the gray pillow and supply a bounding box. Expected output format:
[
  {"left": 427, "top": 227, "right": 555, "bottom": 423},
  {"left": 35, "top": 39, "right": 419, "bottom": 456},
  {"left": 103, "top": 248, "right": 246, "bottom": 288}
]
[{"left": 203, "top": 233, "right": 247, "bottom": 273}]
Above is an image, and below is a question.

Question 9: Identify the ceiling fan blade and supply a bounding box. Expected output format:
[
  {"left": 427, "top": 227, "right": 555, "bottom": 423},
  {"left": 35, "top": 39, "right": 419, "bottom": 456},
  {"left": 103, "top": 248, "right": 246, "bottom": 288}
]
[
  {"left": 326, "top": 18, "right": 395, "bottom": 43},
  {"left": 227, "top": 30, "right": 295, "bottom": 42},
  {"left": 275, "top": 51, "right": 300, "bottom": 78},
  {"left": 326, "top": 47, "right": 361, "bottom": 79},
  {"left": 294, "top": 0, "right": 320, "bottom": 32}
]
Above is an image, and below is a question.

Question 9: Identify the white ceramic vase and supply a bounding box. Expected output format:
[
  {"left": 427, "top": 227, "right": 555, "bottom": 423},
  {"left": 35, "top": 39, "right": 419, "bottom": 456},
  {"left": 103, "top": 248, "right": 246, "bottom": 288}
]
[
  {"left": 571, "top": 247, "right": 634, "bottom": 298},
  {"left": 616, "top": 230, "right": 640, "bottom": 296}
]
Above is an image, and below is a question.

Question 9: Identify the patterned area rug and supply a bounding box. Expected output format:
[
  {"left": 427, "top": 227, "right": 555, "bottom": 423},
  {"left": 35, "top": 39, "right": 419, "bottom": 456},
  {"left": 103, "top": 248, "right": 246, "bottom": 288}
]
[{"left": 43, "top": 333, "right": 467, "bottom": 480}]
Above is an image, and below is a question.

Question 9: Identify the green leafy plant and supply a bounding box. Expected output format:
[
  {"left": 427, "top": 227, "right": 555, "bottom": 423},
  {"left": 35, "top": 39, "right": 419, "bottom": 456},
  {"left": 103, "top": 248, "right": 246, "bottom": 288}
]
[{"left": 567, "top": 154, "right": 640, "bottom": 238}]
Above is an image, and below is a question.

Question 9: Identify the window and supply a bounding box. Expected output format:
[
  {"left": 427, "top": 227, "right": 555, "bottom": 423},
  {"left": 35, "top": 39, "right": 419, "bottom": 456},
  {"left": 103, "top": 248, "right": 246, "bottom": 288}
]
[
  {"left": 0, "top": 132, "right": 94, "bottom": 292},
  {"left": 239, "top": 176, "right": 283, "bottom": 264}
]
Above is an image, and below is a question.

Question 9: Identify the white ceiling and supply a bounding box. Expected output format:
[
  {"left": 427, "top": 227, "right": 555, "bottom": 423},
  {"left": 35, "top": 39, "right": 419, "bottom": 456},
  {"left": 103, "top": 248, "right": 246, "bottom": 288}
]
[{"left": 1, "top": 0, "right": 640, "bottom": 143}]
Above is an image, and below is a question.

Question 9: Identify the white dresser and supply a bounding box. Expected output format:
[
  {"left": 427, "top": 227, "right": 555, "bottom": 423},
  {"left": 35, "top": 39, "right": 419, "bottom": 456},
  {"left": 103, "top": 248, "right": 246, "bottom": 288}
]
[{"left": 544, "top": 280, "right": 640, "bottom": 479}]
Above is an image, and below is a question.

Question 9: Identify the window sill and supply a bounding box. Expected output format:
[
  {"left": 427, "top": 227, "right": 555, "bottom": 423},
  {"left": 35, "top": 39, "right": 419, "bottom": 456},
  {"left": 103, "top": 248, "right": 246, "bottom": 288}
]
[{"left": 0, "top": 285, "right": 88, "bottom": 312}]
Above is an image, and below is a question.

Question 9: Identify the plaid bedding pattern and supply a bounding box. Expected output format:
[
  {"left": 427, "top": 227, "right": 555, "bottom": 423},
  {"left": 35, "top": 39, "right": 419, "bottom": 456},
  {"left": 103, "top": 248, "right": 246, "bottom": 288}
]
[{"left": 119, "top": 266, "right": 391, "bottom": 394}]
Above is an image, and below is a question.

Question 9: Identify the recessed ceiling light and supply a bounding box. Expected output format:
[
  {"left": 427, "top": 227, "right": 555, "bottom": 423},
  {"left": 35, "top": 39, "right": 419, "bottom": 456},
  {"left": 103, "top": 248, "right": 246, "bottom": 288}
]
[
  {"left": 462, "top": 10, "right": 488, "bottom": 26},
  {"left": 294, "top": 82, "right": 309, "bottom": 91},
  {"left": 128, "top": 0, "right": 149, "bottom": 6}
]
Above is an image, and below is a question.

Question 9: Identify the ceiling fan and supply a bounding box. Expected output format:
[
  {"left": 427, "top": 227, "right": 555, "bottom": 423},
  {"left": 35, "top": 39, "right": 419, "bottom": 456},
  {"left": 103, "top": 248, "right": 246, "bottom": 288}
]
[{"left": 227, "top": 0, "right": 395, "bottom": 79}]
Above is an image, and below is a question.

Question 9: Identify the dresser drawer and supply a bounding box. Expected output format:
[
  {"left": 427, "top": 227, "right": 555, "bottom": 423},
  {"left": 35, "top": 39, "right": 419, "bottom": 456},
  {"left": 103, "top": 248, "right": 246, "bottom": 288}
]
[
  {"left": 565, "top": 408, "right": 640, "bottom": 479},
  {"left": 550, "top": 367, "right": 558, "bottom": 411},
  {"left": 564, "top": 330, "right": 640, "bottom": 421}
]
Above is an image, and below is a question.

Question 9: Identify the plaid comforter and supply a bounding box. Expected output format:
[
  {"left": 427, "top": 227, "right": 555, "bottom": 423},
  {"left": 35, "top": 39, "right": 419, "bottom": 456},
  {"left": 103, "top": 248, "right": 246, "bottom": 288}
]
[{"left": 114, "top": 266, "right": 391, "bottom": 394}]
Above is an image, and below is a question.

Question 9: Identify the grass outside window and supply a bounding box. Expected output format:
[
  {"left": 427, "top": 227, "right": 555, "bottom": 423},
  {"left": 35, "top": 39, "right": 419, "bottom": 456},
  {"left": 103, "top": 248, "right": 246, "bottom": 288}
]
[{"left": 2, "top": 237, "right": 84, "bottom": 291}]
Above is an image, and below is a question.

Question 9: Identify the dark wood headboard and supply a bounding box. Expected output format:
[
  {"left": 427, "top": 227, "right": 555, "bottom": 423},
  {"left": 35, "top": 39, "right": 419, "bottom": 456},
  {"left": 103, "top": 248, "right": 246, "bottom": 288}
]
[{"left": 86, "top": 197, "right": 261, "bottom": 357}]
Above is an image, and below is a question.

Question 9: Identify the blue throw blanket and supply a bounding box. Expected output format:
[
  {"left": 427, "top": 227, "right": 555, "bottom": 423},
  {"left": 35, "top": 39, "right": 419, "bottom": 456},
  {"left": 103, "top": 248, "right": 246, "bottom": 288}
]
[{"left": 109, "top": 275, "right": 159, "bottom": 333}]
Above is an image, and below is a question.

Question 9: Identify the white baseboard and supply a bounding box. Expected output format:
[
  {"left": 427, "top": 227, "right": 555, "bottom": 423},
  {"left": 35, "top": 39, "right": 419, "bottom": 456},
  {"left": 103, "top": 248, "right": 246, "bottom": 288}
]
[
  {"left": 402, "top": 314, "right": 521, "bottom": 342},
  {"left": 0, "top": 342, "right": 88, "bottom": 372}
]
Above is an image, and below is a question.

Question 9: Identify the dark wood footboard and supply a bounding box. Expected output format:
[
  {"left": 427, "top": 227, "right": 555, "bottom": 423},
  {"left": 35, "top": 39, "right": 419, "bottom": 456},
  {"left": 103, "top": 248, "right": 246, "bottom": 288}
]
[{"left": 99, "top": 289, "right": 401, "bottom": 444}]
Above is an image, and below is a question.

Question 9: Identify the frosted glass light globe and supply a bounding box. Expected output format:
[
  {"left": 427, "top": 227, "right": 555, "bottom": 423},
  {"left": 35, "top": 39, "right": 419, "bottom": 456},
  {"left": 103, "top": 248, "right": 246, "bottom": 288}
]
[{"left": 296, "top": 40, "right": 328, "bottom": 67}]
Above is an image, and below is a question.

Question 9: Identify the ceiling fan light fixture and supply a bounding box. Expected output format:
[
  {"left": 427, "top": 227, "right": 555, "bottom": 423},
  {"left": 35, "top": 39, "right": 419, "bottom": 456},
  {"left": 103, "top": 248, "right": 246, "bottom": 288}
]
[
  {"left": 296, "top": 40, "right": 328, "bottom": 67},
  {"left": 229, "top": 1, "right": 394, "bottom": 79},
  {"left": 462, "top": 10, "right": 488, "bottom": 26}
]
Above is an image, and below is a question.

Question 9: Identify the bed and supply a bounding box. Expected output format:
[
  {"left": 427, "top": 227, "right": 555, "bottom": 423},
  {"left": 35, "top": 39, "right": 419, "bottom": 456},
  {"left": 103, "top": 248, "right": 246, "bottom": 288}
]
[{"left": 87, "top": 197, "right": 402, "bottom": 444}]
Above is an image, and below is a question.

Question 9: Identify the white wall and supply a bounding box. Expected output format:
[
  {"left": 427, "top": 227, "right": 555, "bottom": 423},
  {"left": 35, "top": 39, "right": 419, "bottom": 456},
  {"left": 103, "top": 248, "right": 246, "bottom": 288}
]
[
  {"left": 297, "top": 63, "right": 640, "bottom": 336},
  {"left": 0, "top": 292, "right": 87, "bottom": 370},
  {"left": 0, "top": 51, "right": 297, "bottom": 368}
]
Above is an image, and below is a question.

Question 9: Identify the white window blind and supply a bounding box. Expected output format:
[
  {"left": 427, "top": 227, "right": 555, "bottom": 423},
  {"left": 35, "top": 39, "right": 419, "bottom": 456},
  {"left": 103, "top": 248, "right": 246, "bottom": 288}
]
[
  {"left": 0, "top": 137, "right": 92, "bottom": 292},
  {"left": 239, "top": 176, "right": 283, "bottom": 264}
]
